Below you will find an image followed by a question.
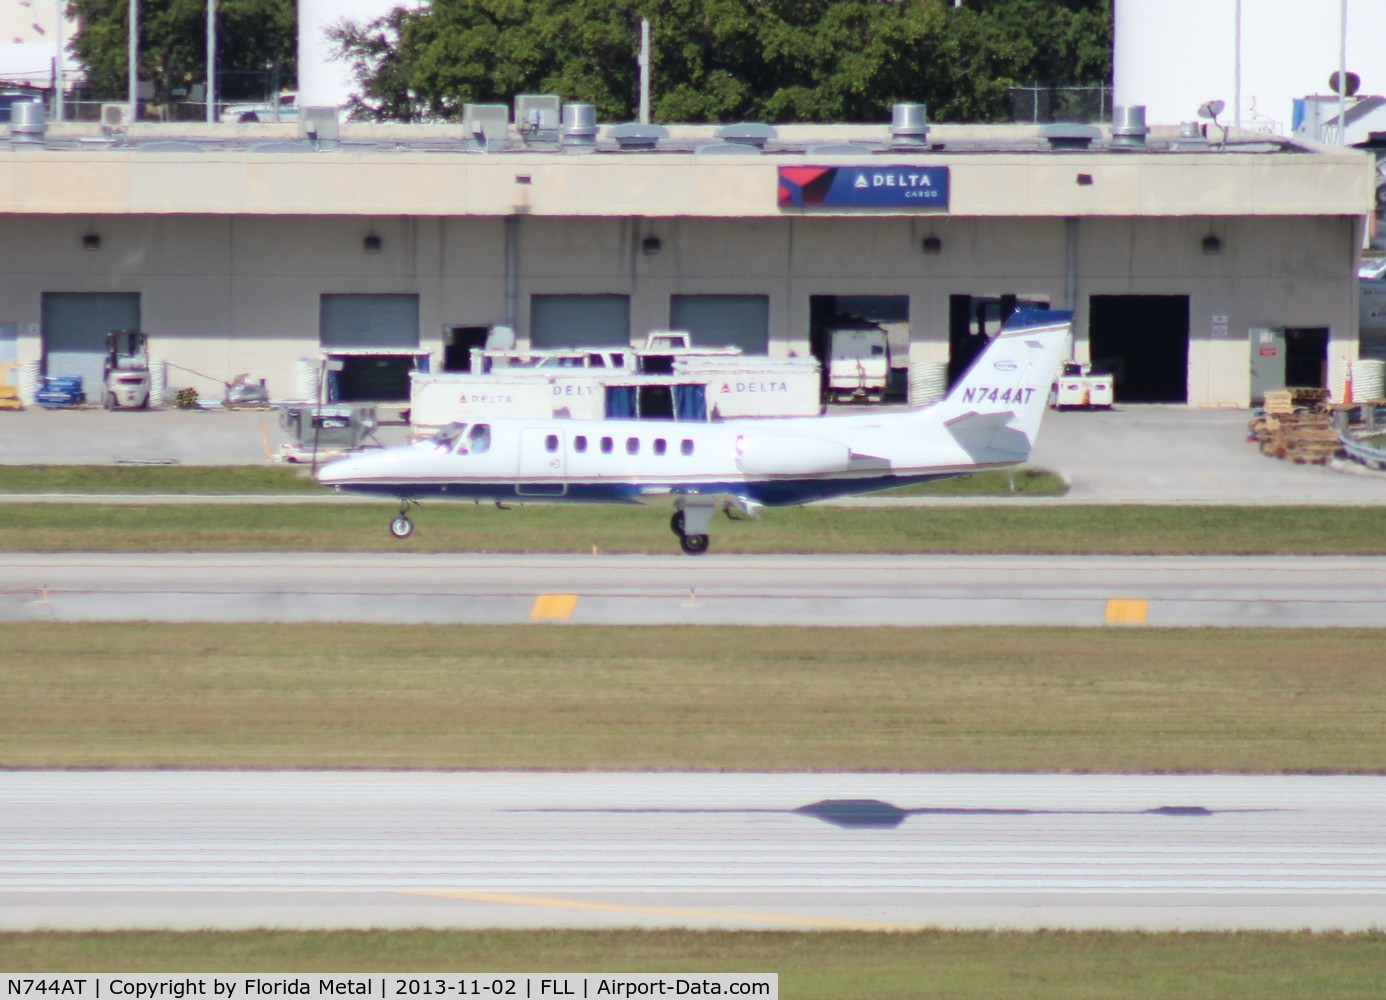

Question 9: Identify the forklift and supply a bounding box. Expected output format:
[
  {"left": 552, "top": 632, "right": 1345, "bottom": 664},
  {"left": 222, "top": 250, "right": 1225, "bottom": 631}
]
[{"left": 103, "top": 330, "right": 152, "bottom": 409}]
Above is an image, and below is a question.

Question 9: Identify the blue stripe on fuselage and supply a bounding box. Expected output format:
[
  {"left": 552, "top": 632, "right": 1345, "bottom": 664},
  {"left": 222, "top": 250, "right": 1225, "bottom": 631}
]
[{"left": 328, "top": 473, "right": 961, "bottom": 508}]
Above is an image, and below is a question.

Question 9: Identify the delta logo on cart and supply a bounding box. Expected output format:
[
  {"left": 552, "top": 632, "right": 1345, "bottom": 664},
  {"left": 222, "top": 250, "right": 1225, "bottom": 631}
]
[{"left": 777, "top": 165, "right": 950, "bottom": 208}]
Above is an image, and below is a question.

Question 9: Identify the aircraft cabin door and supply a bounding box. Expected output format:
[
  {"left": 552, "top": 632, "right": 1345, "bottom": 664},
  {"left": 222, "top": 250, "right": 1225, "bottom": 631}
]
[{"left": 517, "top": 428, "right": 567, "bottom": 496}]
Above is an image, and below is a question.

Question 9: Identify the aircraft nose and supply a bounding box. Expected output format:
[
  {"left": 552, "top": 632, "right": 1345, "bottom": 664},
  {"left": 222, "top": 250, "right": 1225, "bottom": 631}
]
[{"left": 315, "top": 455, "right": 361, "bottom": 487}]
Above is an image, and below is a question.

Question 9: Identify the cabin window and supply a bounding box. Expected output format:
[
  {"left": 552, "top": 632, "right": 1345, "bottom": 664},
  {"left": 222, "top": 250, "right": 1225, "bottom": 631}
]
[
  {"left": 611, "top": 353, "right": 626, "bottom": 368},
  {"left": 600, "top": 436, "right": 614, "bottom": 454},
  {"left": 626, "top": 437, "right": 640, "bottom": 455},
  {"left": 653, "top": 438, "right": 667, "bottom": 456},
  {"left": 587, "top": 354, "right": 606, "bottom": 368},
  {"left": 469, "top": 424, "right": 491, "bottom": 454},
  {"left": 545, "top": 434, "right": 559, "bottom": 453},
  {"left": 681, "top": 439, "right": 694, "bottom": 456},
  {"left": 574, "top": 435, "right": 588, "bottom": 453}
]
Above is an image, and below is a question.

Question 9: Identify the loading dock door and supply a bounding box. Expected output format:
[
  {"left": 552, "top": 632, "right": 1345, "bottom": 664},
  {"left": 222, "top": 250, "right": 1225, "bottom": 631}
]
[
  {"left": 530, "top": 294, "right": 630, "bottom": 348},
  {"left": 42, "top": 292, "right": 141, "bottom": 398},
  {"left": 1284, "top": 328, "right": 1328, "bottom": 389},
  {"left": 669, "top": 295, "right": 770, "bottom": 354},
  {"left": 1088, "top": 295, "right": 1190, "bottom": 403},
  {"left": 320, "top": 293, "right": 421, "bottom": 402}
]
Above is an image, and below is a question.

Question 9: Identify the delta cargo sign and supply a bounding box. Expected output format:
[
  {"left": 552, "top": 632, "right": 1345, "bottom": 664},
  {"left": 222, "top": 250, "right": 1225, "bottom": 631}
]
[{"left": 777, "top": 165, "right": 949, "bottom": 209}]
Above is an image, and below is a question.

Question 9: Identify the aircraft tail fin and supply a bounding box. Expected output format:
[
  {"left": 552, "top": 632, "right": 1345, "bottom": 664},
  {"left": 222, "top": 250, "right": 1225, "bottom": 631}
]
[{"left": 928, "top": 309, "right": 1072, "bottom": 464}]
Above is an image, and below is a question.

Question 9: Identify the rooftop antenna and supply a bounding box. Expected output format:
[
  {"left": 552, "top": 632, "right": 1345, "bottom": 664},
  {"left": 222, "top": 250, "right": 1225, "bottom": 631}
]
[{"left": 1198, "top": 99, "right": 1227, "bottom": 148}]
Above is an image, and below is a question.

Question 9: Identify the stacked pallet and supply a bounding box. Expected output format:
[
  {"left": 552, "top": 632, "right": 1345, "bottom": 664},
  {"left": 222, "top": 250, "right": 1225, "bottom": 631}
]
[{"left": 1249, "top": 409, "right": 1342, "bottom": 464}]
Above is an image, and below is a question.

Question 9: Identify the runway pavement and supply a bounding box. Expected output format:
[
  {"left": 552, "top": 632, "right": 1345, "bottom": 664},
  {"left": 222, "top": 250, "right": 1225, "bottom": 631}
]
[
  {"left": 3, "top": 551, "right": 1386, "bottom": 627},
  {"left": 3, "top": 771, "right": 1382, "bottom": 933}
]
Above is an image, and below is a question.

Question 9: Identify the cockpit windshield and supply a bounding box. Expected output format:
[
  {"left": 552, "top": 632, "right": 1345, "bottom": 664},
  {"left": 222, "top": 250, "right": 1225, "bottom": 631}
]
[{"left": 427, "top": 422, "right": 469, "bottom": 453}]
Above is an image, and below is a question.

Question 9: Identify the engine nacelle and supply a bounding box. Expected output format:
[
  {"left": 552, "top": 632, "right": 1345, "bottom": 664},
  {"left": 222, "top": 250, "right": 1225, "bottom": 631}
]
[{"left": 735, "top": 434, "right": 852, "bottom": 477}]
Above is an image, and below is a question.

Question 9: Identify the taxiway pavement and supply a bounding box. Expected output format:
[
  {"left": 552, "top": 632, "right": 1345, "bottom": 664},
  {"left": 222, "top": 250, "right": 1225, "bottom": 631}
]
[
  {"left": 4, "top": 771, "right": 1382, "bottom": 933},
  {"left": 3, "top": 552, "right": 1386, "bottom": 627}
]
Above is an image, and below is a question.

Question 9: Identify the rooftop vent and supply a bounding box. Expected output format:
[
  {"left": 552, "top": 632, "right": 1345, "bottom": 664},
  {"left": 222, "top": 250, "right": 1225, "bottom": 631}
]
[
  {"left": 1110, "top": 105, "right": 1149, "bottom": 149},
  {"left": 608, "top": 122, "right": 668, "bottom": 150},
  {"left": 561, "top": 103, "right": 598, "bottom": 151},
  {"left": 1039, "top": 122, "right": 1101, "bottom": 150},
  {"left": 1172, "top": 120, "right": 1209, "bottom": 150},
  {"left": 9, "top": 99, "right": 45, "bottom": 144},
  {"left": 694, "top": 142, "right": 760, "bottom": 156},
  {"left": 715, "top": 122, "right": 777, "bottom": 148},
  {"left": 136, "top": 141, "right": 204, "bottom": 153},
  {"left": 889, "top": 102, "right": 930, "bottom": 147}
]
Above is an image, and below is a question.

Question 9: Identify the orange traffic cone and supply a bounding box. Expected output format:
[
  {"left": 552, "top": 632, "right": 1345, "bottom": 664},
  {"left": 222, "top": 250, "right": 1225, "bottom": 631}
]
[{"left": 1344, "top": 368, "right": 1354, "bottom": 404}]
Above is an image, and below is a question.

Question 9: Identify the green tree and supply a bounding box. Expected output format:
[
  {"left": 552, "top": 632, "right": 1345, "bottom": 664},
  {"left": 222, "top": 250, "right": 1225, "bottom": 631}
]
[
  {"left": 329, "top": 0, "right": 1111, "bottom": 125},
  {"left": 67, "top": 0, "right": 297, "bottom": 106}
]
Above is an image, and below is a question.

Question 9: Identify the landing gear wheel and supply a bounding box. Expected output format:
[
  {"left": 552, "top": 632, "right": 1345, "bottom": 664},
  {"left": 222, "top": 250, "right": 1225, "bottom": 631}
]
[
  {"left": 389, "top": 515, "right": 414, "bottom": 539},
  {"left": 670, "top": 511, "right": 686, "bottom": 537},
  {"left": 679, "top": 533, "right": 710, "bottom": 556}
]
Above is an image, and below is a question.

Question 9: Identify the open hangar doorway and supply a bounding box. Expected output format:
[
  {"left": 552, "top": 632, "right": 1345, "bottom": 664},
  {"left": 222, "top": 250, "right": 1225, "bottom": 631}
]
[
  {"left": 948, "top": 294, "right": 1049, "bottom": 388},
  {"left": 809, "top": 295, "right": 910, "bottom": 399},
  {"left": 1249, "top": 326, "right": 1329, "bottom": 404},
  {"left": 1087, "top": 295, "right": 1190, "bottom": 403}
]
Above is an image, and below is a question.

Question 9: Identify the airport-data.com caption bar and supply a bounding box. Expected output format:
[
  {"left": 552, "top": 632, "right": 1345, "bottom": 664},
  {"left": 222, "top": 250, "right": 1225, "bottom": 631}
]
[{"left": 2, "top": 977, "right": 776, "bottom": 1000}]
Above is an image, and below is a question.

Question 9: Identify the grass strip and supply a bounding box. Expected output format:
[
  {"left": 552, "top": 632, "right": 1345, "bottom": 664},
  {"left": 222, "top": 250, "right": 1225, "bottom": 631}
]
[
  {"left": 3, "top": 624, "right": 1383, "bottom": 772},
  {"left": 0, "top": 465, "right": 1064, "bottom": 497},
  {"left": 0, "top": 503, "right": 1383, "bottom": 553},
  {"left": 0, "top": 464, "right": 321, "bottom": 493},
  {"left": 2, "top": 929, "right": 1384, "bottom": 999}
]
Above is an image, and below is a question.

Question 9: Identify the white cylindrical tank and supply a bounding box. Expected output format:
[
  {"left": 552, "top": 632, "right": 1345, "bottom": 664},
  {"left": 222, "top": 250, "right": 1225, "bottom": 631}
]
[{"left": 1115, "top": 0, "right": 1386, "bottom": 131}]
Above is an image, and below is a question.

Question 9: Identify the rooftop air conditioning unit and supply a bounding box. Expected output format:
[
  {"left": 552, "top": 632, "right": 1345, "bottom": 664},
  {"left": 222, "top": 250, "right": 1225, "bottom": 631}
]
[
  {"left": 462, "top": 103, "right": 509, "bottom": 149},
  {"left": 515, "top": 94, "right": 561, "bottom": 141},
  {"left": 298, "top": 106, "right": 340, "bottom": 145},
  {"left": 101, "top": 103, "right": 132, "bottom": 128}
]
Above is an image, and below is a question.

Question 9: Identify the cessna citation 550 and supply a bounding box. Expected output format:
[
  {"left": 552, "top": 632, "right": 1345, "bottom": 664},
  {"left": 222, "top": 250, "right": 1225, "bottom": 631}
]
[{"left": 317, "top": 309, "right": 1072, "bottom": 554}]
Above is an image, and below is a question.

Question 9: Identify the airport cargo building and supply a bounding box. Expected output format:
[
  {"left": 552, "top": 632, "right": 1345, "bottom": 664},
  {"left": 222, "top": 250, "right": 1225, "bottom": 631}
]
[{"left": 0, "top": 109, "right": 1374, "bottom": 408}]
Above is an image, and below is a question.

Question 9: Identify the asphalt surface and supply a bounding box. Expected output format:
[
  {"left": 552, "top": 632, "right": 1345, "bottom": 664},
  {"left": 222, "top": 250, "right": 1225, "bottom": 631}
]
[
  {"left": 4, "top": 552, "right": 1386, "bottom": 627},
  {"left": 0, "top": 404, "right": 1384, "bottom": 504},
  {"left": 4, "top": 771, "right": 1382, "bottom": 932}
]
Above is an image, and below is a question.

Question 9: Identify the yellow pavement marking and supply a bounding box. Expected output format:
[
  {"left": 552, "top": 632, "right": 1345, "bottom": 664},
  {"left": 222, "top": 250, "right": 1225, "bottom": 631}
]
[
  {"left": 1105, "top": 598, "right": 1149, "bottom": 624},
  {"left": 407, "top": 889, "right": 912, "bottom": 931},
  {"left": 531, "top": 594, "right": 578, "bottom": 619}
]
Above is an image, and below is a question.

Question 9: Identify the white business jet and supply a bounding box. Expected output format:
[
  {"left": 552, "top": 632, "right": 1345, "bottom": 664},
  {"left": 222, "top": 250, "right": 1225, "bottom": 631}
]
[{"left": 317, "top": 309, "right": 1072, "bottom": 554}]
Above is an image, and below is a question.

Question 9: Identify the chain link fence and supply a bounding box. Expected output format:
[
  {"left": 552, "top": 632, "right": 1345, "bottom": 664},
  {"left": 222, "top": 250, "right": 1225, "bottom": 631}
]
[{"left": 1009, "top": 83, "right": 1112, "bottom": 124}]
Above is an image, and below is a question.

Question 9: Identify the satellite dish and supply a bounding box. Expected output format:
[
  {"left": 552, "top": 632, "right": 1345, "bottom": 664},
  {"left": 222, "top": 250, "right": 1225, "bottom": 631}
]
[
  {"left": 1197, "top": 100, "right": 1226, "bottom": 120},
  {"left": 1329, "top": 71, "right": 1361, "bottom": 97}
]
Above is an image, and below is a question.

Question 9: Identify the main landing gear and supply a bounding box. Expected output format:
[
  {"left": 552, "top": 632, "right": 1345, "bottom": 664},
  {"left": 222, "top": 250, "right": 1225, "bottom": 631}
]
[
  {"left": 389, "top": 500, "right": 418, "bottom": 539},
  {"left": 670, "top": 508, "right": 712, "bottom": 556}
]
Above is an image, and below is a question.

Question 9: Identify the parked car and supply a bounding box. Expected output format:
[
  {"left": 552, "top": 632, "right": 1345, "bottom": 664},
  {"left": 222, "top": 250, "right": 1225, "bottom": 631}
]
[{"left": 220, "top": 92, "right": 297, "bottom": 124}]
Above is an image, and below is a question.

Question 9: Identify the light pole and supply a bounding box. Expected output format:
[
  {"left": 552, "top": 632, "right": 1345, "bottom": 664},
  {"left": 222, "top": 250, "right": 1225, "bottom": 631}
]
[
  {"left": 127, "top": 0, "right": 138, "bottom": 120},
  {"left": 207, "top": 0, "right": 217, "bottom": 122}
]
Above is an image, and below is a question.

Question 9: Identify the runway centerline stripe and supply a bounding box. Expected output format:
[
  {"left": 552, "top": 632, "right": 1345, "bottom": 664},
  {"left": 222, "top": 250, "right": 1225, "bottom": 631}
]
[
  {"left": 531, "top": 594, "right": 578, "bottom": 620},
  {"left": 1105, "top": 598, "right": 1149, "bottom": 624}
]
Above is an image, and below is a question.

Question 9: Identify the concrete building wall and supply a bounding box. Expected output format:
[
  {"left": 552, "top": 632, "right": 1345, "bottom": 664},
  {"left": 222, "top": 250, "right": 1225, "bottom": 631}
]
[{"left": 0, "top": 210, "right": 1358, "bottom": 407}]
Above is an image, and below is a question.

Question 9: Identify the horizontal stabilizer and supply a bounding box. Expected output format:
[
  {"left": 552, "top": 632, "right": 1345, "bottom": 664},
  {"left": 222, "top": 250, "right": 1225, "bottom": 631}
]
[{"left": 944, "top": 410, "right": 1030, "bottom": 462}]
